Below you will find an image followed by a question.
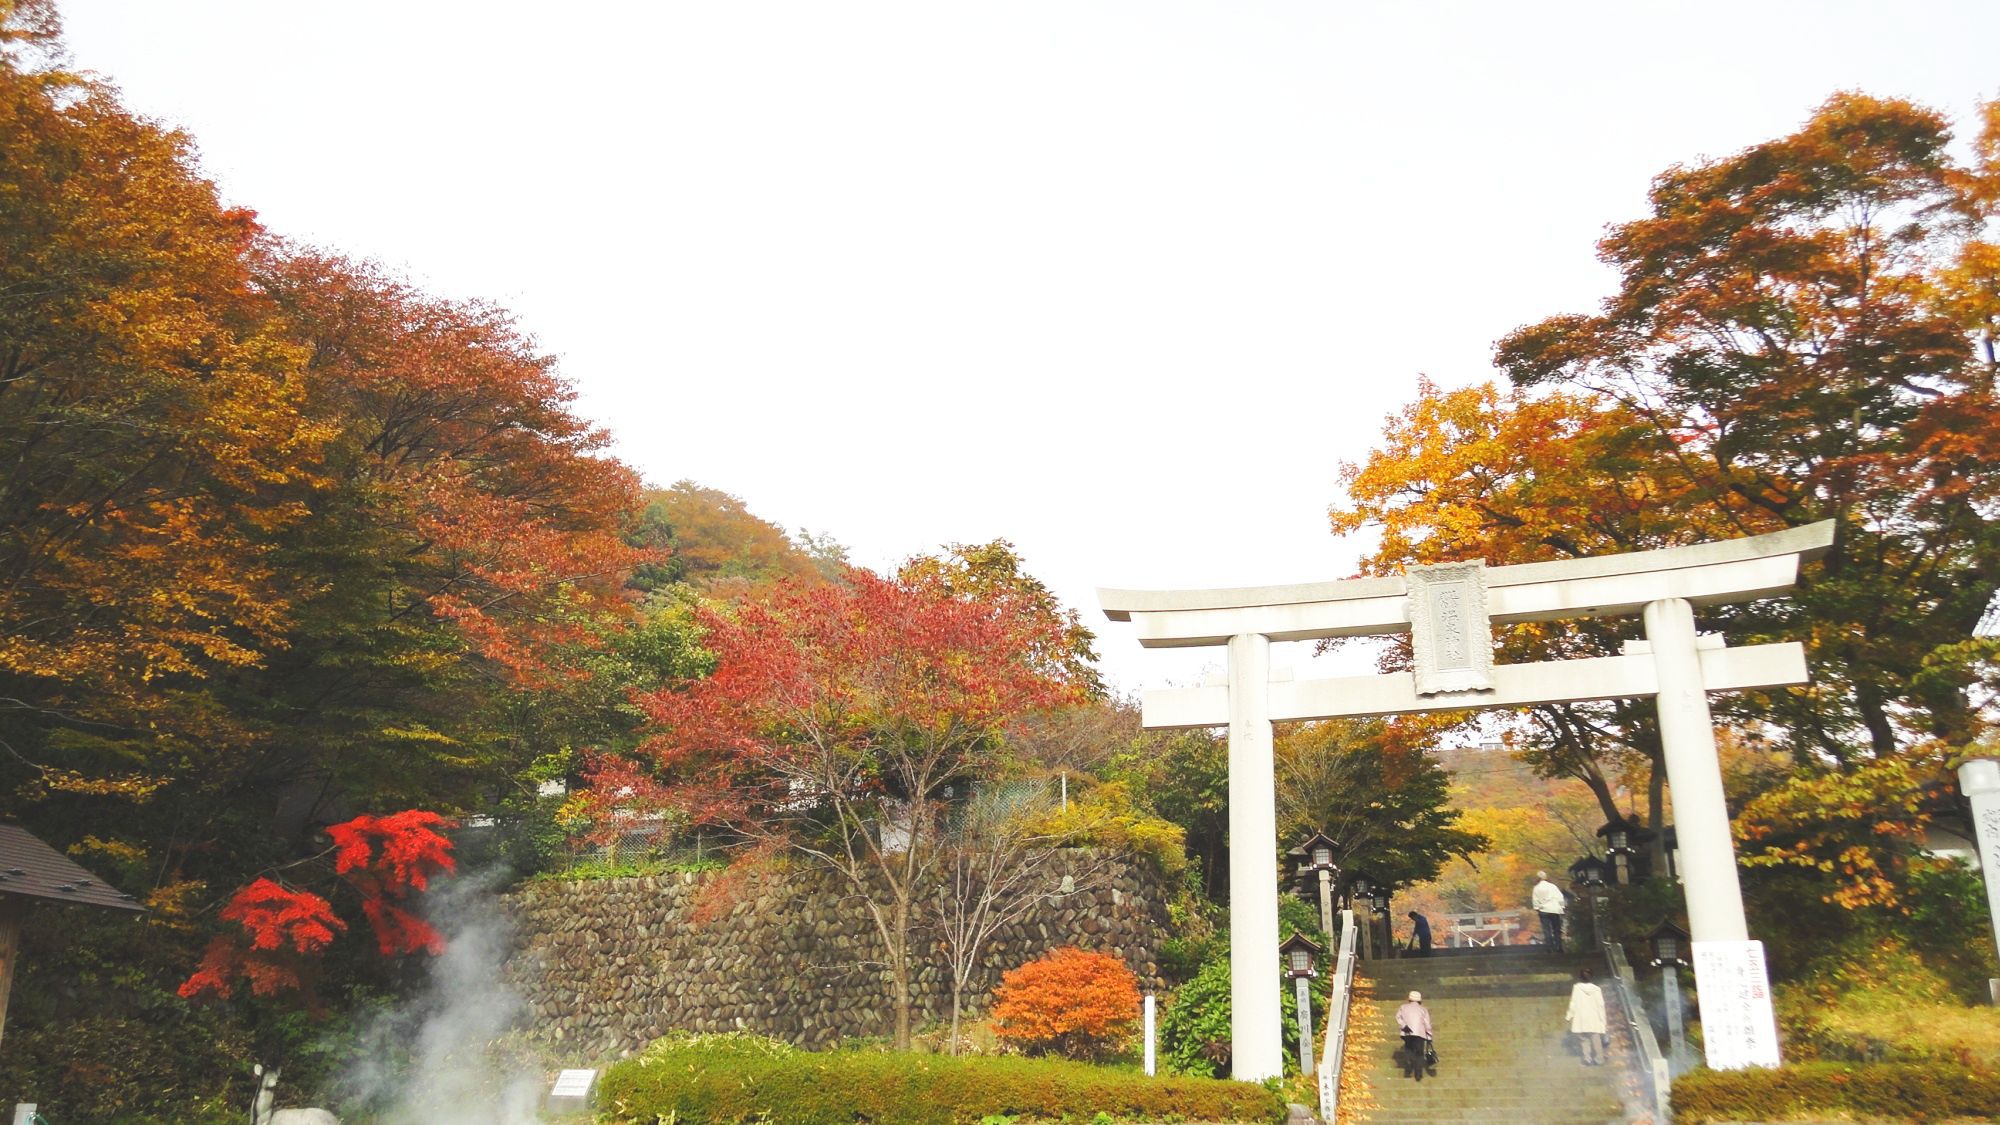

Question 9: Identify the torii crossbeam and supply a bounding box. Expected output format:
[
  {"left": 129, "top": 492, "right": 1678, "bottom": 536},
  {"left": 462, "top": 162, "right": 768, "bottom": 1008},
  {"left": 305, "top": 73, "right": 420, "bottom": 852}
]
[{"left": 1100, "top": 521, "right": 1833, "bottom": 1080}]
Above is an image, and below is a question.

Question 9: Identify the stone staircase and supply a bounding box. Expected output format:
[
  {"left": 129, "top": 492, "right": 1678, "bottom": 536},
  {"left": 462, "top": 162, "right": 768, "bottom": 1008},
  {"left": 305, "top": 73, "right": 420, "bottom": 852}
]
[{"left": 1351, "top": 946, "right": 1628, "bottom": 1124}]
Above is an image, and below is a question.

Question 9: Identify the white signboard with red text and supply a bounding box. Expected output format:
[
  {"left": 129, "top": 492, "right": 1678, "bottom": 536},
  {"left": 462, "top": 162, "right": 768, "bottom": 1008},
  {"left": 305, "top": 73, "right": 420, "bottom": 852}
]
[{"left": 1691, "top": 939, "right": 1780, "bottom": 1069}]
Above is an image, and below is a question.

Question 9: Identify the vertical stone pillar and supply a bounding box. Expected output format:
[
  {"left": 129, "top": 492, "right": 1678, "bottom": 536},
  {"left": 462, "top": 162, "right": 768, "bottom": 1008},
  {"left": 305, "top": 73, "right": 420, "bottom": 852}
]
[
  {"left": 1316, "top": 868, "right": 1335, "bottom": 946},
  {"left": 1294, "top": 975, "right": 1315, "bottom": 1074},
  {"left": 1957, "top": 759, "right": 2000, "bottom": 1003},
  {"left": 1227, "top": 631, "right": 1282, "bottom": 1082},
  {"left": 1641, "top": 597, "right": 1749, "bottom": 942},
  {"left": 1143, "top": 993, "right": 1157, "bottom": 1075}
]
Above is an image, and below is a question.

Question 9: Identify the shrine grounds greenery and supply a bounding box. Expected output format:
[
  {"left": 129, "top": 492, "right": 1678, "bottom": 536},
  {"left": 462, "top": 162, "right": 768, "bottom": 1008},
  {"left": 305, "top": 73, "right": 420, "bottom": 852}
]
[{"left": 595, "top": 1032, "right": 1287, "bottom": 1125}]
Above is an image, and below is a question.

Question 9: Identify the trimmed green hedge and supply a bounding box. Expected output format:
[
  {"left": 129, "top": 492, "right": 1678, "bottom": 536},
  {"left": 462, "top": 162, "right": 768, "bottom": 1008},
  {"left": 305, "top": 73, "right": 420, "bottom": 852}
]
[
  {"left": 597, "top": 1032, "right": 1286, "bottom": 1124},
  {"left": 1672, "top": 1060, "right": 2000, "bottom": 1123}
]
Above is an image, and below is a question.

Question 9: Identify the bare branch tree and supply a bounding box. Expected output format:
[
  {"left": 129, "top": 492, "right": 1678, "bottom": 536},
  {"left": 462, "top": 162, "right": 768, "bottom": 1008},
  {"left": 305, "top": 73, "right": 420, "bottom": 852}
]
[{"left": 927, "top": 782, "right": 1117, "bottom": 1054}]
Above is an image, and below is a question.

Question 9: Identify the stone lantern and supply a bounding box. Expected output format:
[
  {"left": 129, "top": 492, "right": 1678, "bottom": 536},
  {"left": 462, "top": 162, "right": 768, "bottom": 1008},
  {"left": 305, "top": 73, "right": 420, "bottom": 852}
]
[
  {"left": 1288, "top": 831, "right": 1341, "bottom": 938},
  {"left": 1280, "top": 931, "right": 1323, "bottom": 1075},
  {"left": 1649, "top": 918, "right": 1694, "bottom": 1073}
]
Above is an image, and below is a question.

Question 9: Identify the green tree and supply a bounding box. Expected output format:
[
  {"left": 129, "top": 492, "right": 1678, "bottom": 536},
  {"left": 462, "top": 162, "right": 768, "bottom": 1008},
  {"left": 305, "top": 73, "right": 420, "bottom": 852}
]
[
  {"left": 1106, "top": 721, "right": 1231, "bottom": 900},
  {"left": 1273, "top": 720, "right": 1487, "bottom": 891}
]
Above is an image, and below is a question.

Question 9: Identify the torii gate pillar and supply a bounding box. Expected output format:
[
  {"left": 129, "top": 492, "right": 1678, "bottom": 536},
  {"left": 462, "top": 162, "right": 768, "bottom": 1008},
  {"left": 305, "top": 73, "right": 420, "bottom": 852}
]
[
  {"left": 1645, "top": 596, "right": 1749, "bottom": 942},
  {"left": 1225, "top": 632, "right": 1283, "bottom": 1077},
  {"left": 1102, "top": 522, "right": 1831, "bottom": 1081}
]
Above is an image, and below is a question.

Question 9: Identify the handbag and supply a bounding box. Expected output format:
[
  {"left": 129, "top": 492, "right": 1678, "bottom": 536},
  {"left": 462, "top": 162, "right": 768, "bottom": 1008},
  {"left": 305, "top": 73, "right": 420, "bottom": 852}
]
[{"left": 1424, "top": 1041, "right": 1439, "bottom": 1067}]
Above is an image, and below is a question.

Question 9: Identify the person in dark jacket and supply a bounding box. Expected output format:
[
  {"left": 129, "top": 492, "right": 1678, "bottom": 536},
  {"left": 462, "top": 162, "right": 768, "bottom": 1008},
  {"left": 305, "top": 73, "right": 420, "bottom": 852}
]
[{"left": 1406, "top": 910, "right": 1432, "bottom": 956}]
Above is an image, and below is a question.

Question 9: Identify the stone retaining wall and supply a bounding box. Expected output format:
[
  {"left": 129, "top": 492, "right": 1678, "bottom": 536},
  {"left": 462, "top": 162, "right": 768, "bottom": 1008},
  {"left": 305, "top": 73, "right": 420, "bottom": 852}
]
[{"left": 504, "top": 853, "right": 1173, "bottom": 1058}]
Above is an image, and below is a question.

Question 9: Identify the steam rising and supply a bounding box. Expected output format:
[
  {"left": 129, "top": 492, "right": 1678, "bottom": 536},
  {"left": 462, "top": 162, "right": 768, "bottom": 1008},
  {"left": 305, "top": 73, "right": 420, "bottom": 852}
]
[{"left": 336, "top": 874, "right": 545, "bottom": 1124}]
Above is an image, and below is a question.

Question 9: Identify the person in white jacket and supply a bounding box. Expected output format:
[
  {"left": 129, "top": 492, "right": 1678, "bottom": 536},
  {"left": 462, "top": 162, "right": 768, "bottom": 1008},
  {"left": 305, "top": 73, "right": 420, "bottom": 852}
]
[
  {"left": 1566, "top": 967, "right": 1608, "bottom": 1065},
  {"left": 1531, "top": 871, "right": 1567, "bottom": 951}
]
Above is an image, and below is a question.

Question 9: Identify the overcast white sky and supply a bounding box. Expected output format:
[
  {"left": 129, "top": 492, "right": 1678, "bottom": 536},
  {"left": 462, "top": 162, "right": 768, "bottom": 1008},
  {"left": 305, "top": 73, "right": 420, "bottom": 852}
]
[{"left": 61, "top": 2, "right": 2000, "bottom": 694}]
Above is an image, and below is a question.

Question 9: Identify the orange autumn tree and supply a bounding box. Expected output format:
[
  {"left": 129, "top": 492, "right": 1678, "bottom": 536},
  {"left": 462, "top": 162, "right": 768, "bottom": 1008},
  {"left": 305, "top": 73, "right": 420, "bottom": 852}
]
[
  {"left": 181, "top": 810, "right": 456, "bottom": 1003},
  {"left": 1492, "top": 92, "right": 2000, "bottom": 761},
  {"left": 1332, "top": 95, "right": 2000, "bottom": 872},
  {"left": 1, "top": 0, "right": 655, "bottom": 840},
  {"left": 0, "top": 0, "right": 329, "bottom": 802},
  {"left": 598, "top": 556, "right": 1090, "bottom": 1049},
  {"left": 990, "top": 946, "right": 1141, "bottom": 1060},
  {"left": 255, "top": 248, "right": 652, "bottom": 690},
  {"left": 0, "top": 4, "right": 654, "bottom": 1112},
  {"left": 138, "top": 246, "right": 663, "bottom": 830},
  {"left": 1330, "top": 380, "right": 1765, "bottom": 838}
]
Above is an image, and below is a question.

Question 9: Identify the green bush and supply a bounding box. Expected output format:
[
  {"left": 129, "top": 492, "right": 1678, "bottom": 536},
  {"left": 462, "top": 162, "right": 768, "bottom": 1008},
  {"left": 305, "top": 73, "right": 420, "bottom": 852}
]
[
  {"left": 1158, "top": 955, "right": 1234, "bottom": 1078},
  {"left": 1157, "top": 899, "right": 1331, "bottom": 1078},
  {"left": 1157, "top": 865, "right": 1224, "bottom": 984},
  {"left": 1671, "top": 1060, "right": 2000, "bottom": 1123},
  {"left": 1036, "top": 782, "right": 1189, "bottom": 880},
  {"left": 596, "top": 1032, "right": 1285, "bottom": 1124}
]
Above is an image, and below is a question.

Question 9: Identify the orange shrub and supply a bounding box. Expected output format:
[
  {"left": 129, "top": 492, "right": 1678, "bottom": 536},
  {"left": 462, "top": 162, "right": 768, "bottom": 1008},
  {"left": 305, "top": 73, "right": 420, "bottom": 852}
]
[{"left": 991, "top": 946, "right": 1142, "bottom": 1060}]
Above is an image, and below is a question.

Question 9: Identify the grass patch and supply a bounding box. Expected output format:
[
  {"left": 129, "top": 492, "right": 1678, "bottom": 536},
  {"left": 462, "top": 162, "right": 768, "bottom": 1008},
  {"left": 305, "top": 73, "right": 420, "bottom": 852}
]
[
  {"left": 526, "top": 855, "right": 724, "bottom": 882},
  {"left": 596, "top": 1031, "right": 1286, "bottom": 1124},
  {"left": 1774, "top": 937, "right": 2000, "bottom": 1066}
]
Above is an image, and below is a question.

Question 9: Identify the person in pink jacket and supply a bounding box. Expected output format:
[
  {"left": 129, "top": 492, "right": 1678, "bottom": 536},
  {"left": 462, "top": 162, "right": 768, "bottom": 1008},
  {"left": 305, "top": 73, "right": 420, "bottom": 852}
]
[{"left": 1395, "top": 990, "right": 1435, "bottom": 1078}]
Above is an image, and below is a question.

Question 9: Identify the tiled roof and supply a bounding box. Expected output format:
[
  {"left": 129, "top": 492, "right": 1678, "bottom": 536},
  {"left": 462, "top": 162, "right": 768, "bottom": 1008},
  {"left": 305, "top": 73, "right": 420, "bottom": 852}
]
[{"left": 0, "top": 824, "right": 144, "bottom": 912}]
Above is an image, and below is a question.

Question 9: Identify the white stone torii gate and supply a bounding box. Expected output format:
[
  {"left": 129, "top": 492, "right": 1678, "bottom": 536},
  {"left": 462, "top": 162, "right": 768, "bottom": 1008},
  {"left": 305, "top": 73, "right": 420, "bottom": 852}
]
[{"left": 1099, "top": 521, "right": 1833, "bottom": 1081}]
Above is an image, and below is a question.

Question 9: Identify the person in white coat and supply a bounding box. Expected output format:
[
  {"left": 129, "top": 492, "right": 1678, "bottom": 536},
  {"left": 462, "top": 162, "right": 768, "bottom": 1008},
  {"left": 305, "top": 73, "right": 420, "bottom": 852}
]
[
  {"left": 1531, "top": 871, "right": 1567, "bottom": 951},
  {"left": 1566, "top": 967, "right": 1608, "bottom": 1065}
]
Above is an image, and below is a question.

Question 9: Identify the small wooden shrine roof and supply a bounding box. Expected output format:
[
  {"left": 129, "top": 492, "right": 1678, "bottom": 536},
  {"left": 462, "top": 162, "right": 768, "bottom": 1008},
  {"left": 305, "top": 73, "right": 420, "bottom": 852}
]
[{"left": 0, "top": 825, "right": 143, "bottom": 912}]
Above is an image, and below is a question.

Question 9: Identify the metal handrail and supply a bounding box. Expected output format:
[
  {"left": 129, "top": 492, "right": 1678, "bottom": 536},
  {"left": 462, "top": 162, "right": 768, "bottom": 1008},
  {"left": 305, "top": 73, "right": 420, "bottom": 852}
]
[
  {"left": 1604, "top": 939, "right": 1672, "bottom": 1123},
  {"left": 1315, "top": 908, "right": 1358, "bottom": 1122}
]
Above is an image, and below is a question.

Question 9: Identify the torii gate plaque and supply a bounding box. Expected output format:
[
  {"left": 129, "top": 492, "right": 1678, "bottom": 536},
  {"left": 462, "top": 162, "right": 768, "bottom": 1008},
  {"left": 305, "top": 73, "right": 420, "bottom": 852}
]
[{"left": 1100, "top": 521, "right": 1832, "bottom": 1080}]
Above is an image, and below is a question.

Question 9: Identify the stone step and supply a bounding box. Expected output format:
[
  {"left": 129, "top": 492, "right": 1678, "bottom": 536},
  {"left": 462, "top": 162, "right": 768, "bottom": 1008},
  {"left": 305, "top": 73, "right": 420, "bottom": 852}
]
[
  {"left": 1360, "top": 1088, "right": 1624, "bottom": 1104},
  {"left": 1359, "top": 1085, "right": 1619, "bottom": 1094},
  {"left": 1361, "top": 1076, "right": 1619, "bottom": 1090},
  {"left": 1368, "top": 964, "right": 1584, "bottom": 980},
  {"left": 1361, "top": 1069, "right": 1611, "bottom": 1079},
  {"left": 1368, "top": 1055, "right": 1601, "bottom": 1062},
  {"left": 1360, "top": 1112, "right": 1624, "bottom": 1120},
  {"left": 1346, "top": 957, "right": 1628, "bottom": 1125}
]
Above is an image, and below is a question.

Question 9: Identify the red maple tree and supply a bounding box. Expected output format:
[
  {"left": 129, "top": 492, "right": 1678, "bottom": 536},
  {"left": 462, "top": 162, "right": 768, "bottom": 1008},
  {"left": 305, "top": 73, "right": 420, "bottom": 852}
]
[
  {"left": 180, "top": 810, "right": 456, "bottom": 1001},
  {"left": 588, "top": 561, "right": 1089, "bottom": 1048}
]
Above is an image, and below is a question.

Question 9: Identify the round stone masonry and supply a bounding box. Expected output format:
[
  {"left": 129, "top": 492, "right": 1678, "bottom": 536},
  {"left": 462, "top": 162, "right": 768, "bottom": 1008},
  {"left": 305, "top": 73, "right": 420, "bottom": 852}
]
[{"left": 503, "top": 852, "right": 1174, "bottom": 1058}]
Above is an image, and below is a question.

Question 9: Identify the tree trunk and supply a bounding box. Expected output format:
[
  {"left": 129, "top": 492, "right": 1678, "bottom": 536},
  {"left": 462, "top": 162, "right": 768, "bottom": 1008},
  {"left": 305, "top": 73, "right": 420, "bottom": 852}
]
[
  {"left": 948, "top": 981, "right": 964, "bottom": 1056},
  {"left": 1574, "top": 758, "right": 1622, "bottom": 828},
  {"left": 0, "top": 898, "right": 23, "bottom": 1051},
  {"left": 1853, "top": 677, "right": 1899, "bottom": 760},
  {"left": 1647, "top": 743, "right": 1669, "bottom": 877},
  {"left": 890, "top": 899, "right": 913, "bottom": 1050}
]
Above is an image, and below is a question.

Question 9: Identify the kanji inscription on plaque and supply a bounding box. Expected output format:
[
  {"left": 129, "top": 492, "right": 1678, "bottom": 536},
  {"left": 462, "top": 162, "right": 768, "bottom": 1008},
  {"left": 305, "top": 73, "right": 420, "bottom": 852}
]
[{"left": 1406, "top": 561, "right": 1495, "bottom": 696}]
